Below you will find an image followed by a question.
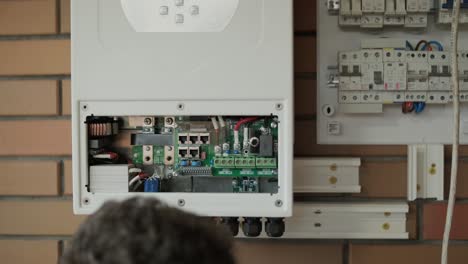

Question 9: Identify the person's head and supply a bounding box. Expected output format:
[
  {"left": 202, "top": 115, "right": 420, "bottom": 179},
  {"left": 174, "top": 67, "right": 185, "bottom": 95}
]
[{"left": 62, "top": 197, "right": 235, "bottom": 264}]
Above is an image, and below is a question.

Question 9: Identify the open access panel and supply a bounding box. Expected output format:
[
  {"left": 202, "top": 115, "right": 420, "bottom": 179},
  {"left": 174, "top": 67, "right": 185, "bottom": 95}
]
[{"left": 72, "top": 0, "right": 293, "bottom": 237}]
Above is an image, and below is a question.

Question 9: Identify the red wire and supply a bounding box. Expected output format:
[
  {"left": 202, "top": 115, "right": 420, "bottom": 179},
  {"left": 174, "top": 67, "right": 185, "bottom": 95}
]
[
  {"left": 138, "top": 173, "right": 149, "bottom": 179},
  {"left": 107, "top": 152, "right": 119, "bottom": 159},
  {"left": 402, "top": 102, "right": 414, "bottom": 114},
  {"left": 234, "top": 117, "right": 258, "bottom": 131}
]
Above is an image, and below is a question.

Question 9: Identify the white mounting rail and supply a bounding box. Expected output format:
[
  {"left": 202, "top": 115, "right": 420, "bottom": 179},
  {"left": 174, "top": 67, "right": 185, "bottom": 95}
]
[
  {"left": 408, "top": 144, "right": 444, "bottom": 201},
  {"left": 240, "top": 202, "right": 409, "bottom": 239},
  {"left": 294, "top": 158, "right": 361, "bottom": 193}
]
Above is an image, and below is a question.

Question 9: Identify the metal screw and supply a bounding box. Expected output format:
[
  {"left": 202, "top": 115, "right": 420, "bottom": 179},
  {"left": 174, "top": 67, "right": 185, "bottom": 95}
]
[
  {"left": 275, "top": 200, "right": 283, "bottom": 207},
  {"left": 275, "top": 103, "right": 283, "bottom": 110},
  {"left": 178, "top": 199, "right": 185, "bottom": 207},
  {"left": 166, "top": 118, "right": 174, "bottom": 127},
  {"left": 144, "top": 118, "right": 152, "bottom": 125},
  {"left": 382, "top": 223, "right": 391, "bottom": 230},
  {"left": 145, "top": 146, "right": 151, "bottom": 151},
  {"left": 167, "top": 146, "right": 173, "bottom": 151}
]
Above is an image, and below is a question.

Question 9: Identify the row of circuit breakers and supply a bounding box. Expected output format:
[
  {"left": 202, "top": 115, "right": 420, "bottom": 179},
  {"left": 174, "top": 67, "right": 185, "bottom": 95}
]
[
  {"left": 338, "top": 49, "right": 468, "bottom": 105},
  {"left": 329, "top": 0, "right": 468, "bottom": 28}
]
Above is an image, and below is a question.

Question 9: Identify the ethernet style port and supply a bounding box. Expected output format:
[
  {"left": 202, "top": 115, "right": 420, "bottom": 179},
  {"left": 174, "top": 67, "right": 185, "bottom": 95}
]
[
  {"left": 189, "top": 147, "right": 199, "bottom": 158},
  {"left": 178, "top": 147, "right": 188, "bottom": 158},
  {"left": 178, "top": 133, "right": 188, "bottom": 144},
  {"left": 189, "top": 134, "right": 199, "bottom": 144},
  {"left": 199, "top": 133, "right": 210, "bottom": 144}
]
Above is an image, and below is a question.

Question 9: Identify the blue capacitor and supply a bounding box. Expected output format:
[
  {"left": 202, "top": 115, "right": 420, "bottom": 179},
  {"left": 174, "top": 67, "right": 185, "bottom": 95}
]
[
  {"left": 180, "top": 160, "right": 189, "bottom": 166},
  {"left": 191, "top": 160, "right": 202, "bottom": 167},
  {"left": 144, "top": 178, "right": 159, "bottom": 192}
]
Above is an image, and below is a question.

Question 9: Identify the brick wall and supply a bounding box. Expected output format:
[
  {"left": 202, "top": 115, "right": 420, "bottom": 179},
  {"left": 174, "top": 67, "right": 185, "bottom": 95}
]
[{"left": 0, "top": 1, "right": 468, "bottom": 263}]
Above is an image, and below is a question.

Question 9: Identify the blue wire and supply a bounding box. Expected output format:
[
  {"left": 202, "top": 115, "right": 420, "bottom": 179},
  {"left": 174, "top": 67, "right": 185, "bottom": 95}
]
[
  {"left": 406, "top": 41, "right": 415, "bottom": 51},
  {"left": 422, "top": 41, "right": 444, "bottom": 51},
  {"left": 414, "top": 102, "right": 426, "bottom": 113}
]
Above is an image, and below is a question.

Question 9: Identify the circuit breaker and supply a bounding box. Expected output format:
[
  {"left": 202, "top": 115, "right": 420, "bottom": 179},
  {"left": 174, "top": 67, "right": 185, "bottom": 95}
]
[
  {"left": 438, "top": 0, "right": 468, "bottom": 23},
  {"left": 336, "top": 0, "right": 431, "bottom": 28},
  {"left": 72, "top": 0, "right": 293, "bottom": 238},
  {"left": 318, "top": 0, "right": 468, "bottom": 144}
]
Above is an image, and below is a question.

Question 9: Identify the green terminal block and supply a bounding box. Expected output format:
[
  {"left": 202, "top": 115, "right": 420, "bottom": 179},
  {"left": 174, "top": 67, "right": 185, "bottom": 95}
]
[
  {"left": 132, "top": 146, "right": 143, "bottom": 164},
  {"left": 153, "top": 146, "right": 165, "bottom": 164},
  {"left": 132, "top": 146, "right": 165, "bottom": 165},
  {"left": 213, "top": 157, "right": 235, "bottom": 168},
  {"left": 255, "top": 157, "right": 277, "bottom": 168},
  {"left": 234, "top": 157, "right": 256, "bottom": 168}
]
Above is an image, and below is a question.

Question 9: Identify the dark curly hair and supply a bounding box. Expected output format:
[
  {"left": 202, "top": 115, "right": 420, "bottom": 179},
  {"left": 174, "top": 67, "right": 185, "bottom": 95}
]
[{"left": 61, "top": 197, "right": 235, "bottom": 264}]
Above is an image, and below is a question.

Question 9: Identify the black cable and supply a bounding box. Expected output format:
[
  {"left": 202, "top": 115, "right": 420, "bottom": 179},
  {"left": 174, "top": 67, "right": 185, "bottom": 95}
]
[{"left": 415, "top": 40, "right": 428, "bottom": 51}]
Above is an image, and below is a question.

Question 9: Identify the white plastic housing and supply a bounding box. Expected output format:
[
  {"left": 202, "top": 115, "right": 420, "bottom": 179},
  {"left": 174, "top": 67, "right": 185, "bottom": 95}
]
[{"left": 71, "top": 0, "right": 293, "bottom": 217}]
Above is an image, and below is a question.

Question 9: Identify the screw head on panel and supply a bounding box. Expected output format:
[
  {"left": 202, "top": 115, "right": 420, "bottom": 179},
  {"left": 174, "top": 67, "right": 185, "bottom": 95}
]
[
  {"left": 275, "top": 200, "right": 283, "bottom": 207},
  {"left": 178, "top": 199, "right": 185, "bottom": 207}
]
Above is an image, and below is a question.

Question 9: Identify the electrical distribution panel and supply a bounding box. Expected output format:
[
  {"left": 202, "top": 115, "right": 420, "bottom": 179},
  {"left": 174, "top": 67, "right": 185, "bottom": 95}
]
[
  {"left": 331, "top": 0, "right": 468, "bottom": 28},
  {"left": 72, "top": 0, "right": 293, "bottom": 237},
  {"left": 318, "top": 0, "right": 468, "bottom": 144}
]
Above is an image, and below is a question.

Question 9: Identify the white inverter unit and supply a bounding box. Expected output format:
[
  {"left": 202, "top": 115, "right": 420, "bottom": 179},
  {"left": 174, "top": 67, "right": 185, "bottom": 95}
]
[{"left": 72, "top": 0, "right": 293, "bottom": 237}]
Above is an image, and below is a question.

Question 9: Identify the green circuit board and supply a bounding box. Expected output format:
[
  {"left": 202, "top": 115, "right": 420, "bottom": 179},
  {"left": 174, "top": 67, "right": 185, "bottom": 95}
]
[
  {"left": 131, "top": 116, "right": 279, "bottom": 178},
  {"left": 126, "top": 116, "right": 279, "bottom": 193}
]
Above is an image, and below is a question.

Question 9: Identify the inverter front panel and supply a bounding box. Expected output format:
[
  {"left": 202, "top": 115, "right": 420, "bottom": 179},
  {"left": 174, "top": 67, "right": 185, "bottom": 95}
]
[{"left": 72, "top": 0, "right": 293, "bottom": 234}]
